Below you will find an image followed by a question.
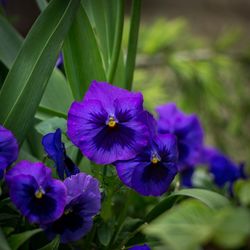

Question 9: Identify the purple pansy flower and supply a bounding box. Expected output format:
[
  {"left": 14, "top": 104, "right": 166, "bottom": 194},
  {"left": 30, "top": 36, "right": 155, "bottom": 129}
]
[
  {"left": 5, "top": 160, "right": 66, "bottom": 224},
  {"left": 156, "top": 103, "right": 203, "bottom": 169},
  {"left": 115, "top": 112, "right": 178, "bottom": 196},
  {"left": 42, "top": 129, "right": 80, "bottom": 180},
  {"left": 67, "top": 81, "right": 149, "bottom": 165},
  {"left": 202, "top": 147, "right": 246, "bottom": 188},
  {"left": 0, "top": 125, "right": 18, "bottom": 179},
  {"left": 129, "top": 244, "right": 151, "bottom": 250},
  {"left": 43, "top": 173, "right": 101, "bottom": 243}
]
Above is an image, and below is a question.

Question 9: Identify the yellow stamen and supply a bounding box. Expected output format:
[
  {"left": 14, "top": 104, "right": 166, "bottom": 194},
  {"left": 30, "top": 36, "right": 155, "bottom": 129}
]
[
  {"left": 35, "top": 190, "right": 43, "bottom": 199},
  {"left": 151, "top": 156, "right": 160, "bottom": 164},
  {"left": 108, "top": 117, "right": 116, "bottom": 128}
]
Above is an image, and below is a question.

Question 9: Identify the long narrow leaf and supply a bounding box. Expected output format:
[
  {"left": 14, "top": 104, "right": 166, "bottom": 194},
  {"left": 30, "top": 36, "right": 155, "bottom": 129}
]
[
  {"left": 0, "top": 15, "right": 22, "bottom": 68},
  {"left": 0, "top": 0, "right": 81, "bottom": 143},
  {"left": 63, "top": 4, "right": 106, "bottom": 100}
]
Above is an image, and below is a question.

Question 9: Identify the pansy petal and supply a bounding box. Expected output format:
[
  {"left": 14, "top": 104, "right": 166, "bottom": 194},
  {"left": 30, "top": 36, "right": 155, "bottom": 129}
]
[
  {"left": 115, "top": 160, "right": 149, "bottom": 187},
  {"left": 84, "top": 81, "right": 143, "bottom": 110},
  {"left": 64, "top": 173, "right": 100, "bottom": 202},
  {"left": 0, "top": 125, "right": 18, "bottom": 171},
  {"left": 5, "top": 161, "right": 51, "bottom": 187},
  {"left": 131, "top": 162, "right": 177, "bottom": 196}
]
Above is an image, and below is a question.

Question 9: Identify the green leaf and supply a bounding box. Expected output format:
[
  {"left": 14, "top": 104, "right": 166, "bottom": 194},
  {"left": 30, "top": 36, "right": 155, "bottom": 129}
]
[
  {"left": 8, "top": 229, "right": 42, "bottom": 250},
  {"left": 144, "top": 200, "right": 214, "bottom": 250},
  {"left": 83, "top": 0, "right": 121, "bottom": 71},
  {"left": 125, "top": 0, "right": 141, "bottom": 90},
  {"left": 97, "top": 223, "right": 112, "bottom": 246},
  {"left": 0, "top": 15, "right": 22, "bottom": 68},
  {"left": 146, "top": 188, "right": 229, "bottom": 223},
  {"left": 38, "top": 236, "right": 60, "bottom": 250},
  {"left": 63, "top": 4, "right": 106, "bottom": 100},
  {"left": 0, "top": 228, "right": 11, "bottom": 250},
  {"left": 234, "top": 180, "right": 250, "bottom": 206},
  {"left": 36, "top": 0, "right": 48, "bottom": 11},
  {"left": 35, "top": 117, "right": 66, "bottom": 135},
  {"left": 40, "top": 69, "right": 74, "bottom": 117},
  {"left": 212, "top": 207, "right": 250, "bottom": 248},
  {"left": 0, "top": 0, "right": 81, "bottom": 144}
]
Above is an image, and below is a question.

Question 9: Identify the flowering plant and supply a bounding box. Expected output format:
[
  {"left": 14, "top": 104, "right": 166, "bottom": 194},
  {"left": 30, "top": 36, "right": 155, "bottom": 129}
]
[{"left": 0, "top": 1, "right": 249, "bottom": 250}]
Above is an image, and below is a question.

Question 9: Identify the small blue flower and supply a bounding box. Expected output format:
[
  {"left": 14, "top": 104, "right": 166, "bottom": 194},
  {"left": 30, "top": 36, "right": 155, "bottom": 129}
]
[
  {"left": 43, "top": 173, "right": 101, "bottom": 243},
  {"left": 42, "top": 128, "right": 80, "bottom": 180},
  {"left": 203, "top": 147, "right": 246, "bottom": 188},
  {"left": 115, "top": 112, "right": 178, "bottom": 196},
  {"left": 0, "top": 125, "right": 18, "bottom": 179},
  {"left": 156, "top": 103, "right": 203, "bottom": 169},
  {"left": 6, "top": 160, "right": 67, "bottom": 224}
]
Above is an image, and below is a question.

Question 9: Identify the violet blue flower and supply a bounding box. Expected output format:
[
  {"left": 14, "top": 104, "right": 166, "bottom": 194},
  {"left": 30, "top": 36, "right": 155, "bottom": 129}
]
[
  {"left": 43, "top": 173, "right": 101, "bottom": 243},
  {"left": 129, "top": 244, "right": 151, "bottom": 250},
  {"left": 156, "top": 103, "right": 203, "bottom": 169},
  {"left": 203, "top": 147, "right": 246, "bottom": 187},
  {"left": 0, "top": 125, "right": 18, "bottom": 179},
  {"left": 5, "top": 160, "right": 66, "bottom": 224},
  {"left": 67, "top": 81, "right": 149, "bottom": 165},
  {"left": 42, "top": 129, "right": 80, "bottom": 180},
  {"left": 115, "top": 112, "right": 178, "bottom": 196}
]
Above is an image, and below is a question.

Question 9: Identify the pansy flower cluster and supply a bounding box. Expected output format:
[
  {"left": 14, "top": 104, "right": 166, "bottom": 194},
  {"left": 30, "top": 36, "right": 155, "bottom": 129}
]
[{"left": 0, "top": 81, "right": 248, "bottom": 245}]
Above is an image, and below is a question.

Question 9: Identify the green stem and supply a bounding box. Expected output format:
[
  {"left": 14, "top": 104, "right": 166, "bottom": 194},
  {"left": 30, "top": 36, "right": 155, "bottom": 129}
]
[
  {"left": 108, "top": 190, "right": 130, "bottom": 249},
  {"left": 107, "top": 0, "right": 124, "bottom": 83},
  {"left": 125, "top": 0, "right": 141, "bottom": 90}
]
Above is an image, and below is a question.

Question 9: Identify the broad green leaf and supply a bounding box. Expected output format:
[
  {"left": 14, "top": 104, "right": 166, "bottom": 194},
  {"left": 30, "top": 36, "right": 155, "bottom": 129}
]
[
  {"left": 212, "top": 207, "right": 250, "bottom": 248},
  {"left": 38, "top": 236, "right": 60, "bottom": 250},
  {"left": 0, "top": 228, "right": 11, "bottom": 250},
  {"left": 8, "top": 229, "right": 42, "bottom": 250},
  {"left": 63, "top": 4, "right": 106, "bottom": 101},
  {"left": 146, "top": 188, "right": 229, "bottom": 222},
  {"left": 35, "top": 117, "right": 66, "bottom": 135},
  {"left": 0, "top": 16, "right": 22, "bottom": 69},
  {"left": 0, "top": 0, "right": 81, "bottom": 143},
  {"left": 40, "top": 69, "right": 74, "bottom": 117},
  {"left": 144, "top": 200, "right": 214, "bottom": 250}
]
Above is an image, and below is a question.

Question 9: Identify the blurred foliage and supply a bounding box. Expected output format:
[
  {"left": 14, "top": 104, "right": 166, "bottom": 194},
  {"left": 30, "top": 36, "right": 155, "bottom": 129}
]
[{"left": 131, "top": 18, "right": 250, "bottom": 168}]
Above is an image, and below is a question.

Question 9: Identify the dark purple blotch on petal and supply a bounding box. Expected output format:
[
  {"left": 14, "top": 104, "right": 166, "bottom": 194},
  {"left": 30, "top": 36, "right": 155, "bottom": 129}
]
[
  {"left": 43, "top": 173, "right": 101, "bottom": 243},
  {"left": 42, "top": 129, "right": 79, "bottom": 180},
  {"left": 6, "top": 161, "right": 67, "bottom": 224}
]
